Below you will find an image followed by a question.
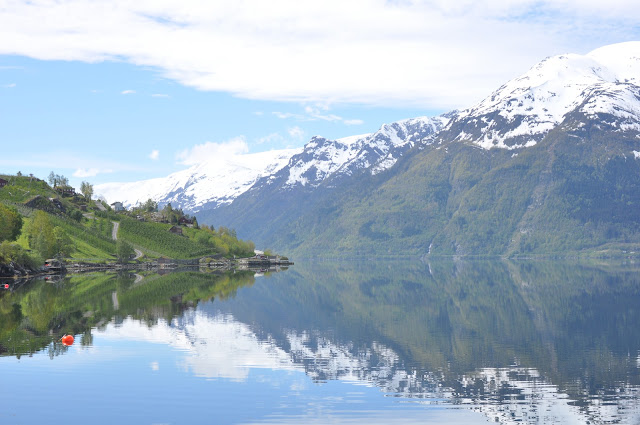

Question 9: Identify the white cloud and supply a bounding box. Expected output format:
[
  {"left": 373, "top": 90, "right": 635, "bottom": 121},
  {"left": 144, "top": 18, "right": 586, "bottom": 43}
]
[
  {"left": 303, "top": 106, "right": 342, "bottom": 122},
  {"left": 274, "top": 106, "right": 363, "bottom": 126},
  {"left": 73, "top": 167, "right": 111, "bottom": 178},
  {"left": 287, "top": 126, "right": 305, "bottom": 140},
  {"left": 151, "top": 93, "right": 169, "bottom": 98},
  {"left": 273, "top": 112, "right": 295, "bottom": 119},
  {"left": 98, "top": 313, "right": 299, "bottom": 382},
  {"left": 121, "top": 89, "right": 136, "bottom": 95},
  {"left": 256, "top": 133, "right": 282, "bottom": 145},
  {"left": 149, "top": 149, "right": 159, "bottom": 160},
  {"left": 3, "top": 83, "right": 16, "bottom": 88},
  {"left": 176, "top": 137, "right": 249, "bottom": 165},
  {"left": 256, "top": 128, "right": 306, "bottom": 145},
  {"left": 0, "top": 1, "right": 638, "bottom": 108}
]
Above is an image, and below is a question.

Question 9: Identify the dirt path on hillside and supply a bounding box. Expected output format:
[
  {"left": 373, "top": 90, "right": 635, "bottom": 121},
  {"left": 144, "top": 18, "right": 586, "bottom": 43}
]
[
  {"left": 111, "top": 221, "right": 119, "bottom": 240},
  {"left": 111, "top": 221, "right": 144, "bottom": 260}
]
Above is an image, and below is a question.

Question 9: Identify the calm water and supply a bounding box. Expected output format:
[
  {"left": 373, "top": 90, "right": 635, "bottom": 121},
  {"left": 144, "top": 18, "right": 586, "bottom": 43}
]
[{"left": 1, "top": 260, "right": 640, "bottom": 424}]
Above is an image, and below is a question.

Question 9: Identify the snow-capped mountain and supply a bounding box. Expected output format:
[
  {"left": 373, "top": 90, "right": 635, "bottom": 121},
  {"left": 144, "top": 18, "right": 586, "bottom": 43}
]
[
  {"left": 95, "top": 149, "right": 298, "bottom": 212},
  {"left": 442, "top": 41, "right": 640, "bottom": 149},
  {"left": 95, "top": 115, "right": 449, "bottom": 212},
  {"left": 97, "top": 41, "right": 640, "bottom": 256},
  {"left": 283, "top": 115, "right": 450, "bottom": 189}
]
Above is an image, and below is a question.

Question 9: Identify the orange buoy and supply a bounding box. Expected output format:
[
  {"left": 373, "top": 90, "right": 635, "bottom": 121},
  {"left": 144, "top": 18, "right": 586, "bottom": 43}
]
[{"left": 61, "top": 335, "right": 74, "bottom": 346}]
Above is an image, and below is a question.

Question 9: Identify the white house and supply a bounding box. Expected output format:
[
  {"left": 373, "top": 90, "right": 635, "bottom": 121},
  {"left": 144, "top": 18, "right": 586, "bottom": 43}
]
[{"left": 111, "top": 201, "right": 125, "bottom": 212}]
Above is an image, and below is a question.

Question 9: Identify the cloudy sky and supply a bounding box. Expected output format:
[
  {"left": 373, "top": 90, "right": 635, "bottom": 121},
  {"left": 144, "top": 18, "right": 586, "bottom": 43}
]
[{"left": 1, "top": 0, "right": 639, "bottom": 186}]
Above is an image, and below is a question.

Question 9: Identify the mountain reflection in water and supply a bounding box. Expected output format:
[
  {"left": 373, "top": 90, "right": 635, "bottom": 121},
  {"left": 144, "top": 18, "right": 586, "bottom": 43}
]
[{"left": 1, "top": 260, "right": 639, "bottom": 424}]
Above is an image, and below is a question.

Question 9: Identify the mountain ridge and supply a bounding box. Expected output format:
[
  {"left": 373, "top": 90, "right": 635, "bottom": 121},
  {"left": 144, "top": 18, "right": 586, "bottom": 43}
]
[{"left": 94, "top": 114, "right": 450, "bottom": 211}]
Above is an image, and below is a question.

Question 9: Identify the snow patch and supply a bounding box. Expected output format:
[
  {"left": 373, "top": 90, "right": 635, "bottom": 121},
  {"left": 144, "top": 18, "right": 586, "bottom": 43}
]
[
  {"left": 453, "top": 42, "right": 640, "bottom": 149},
  {"left": 284, "top": 115, "right": 450, "bottom": 187},
  {"left": 95, "top": 148, "right": 300, "bottom": 211}
]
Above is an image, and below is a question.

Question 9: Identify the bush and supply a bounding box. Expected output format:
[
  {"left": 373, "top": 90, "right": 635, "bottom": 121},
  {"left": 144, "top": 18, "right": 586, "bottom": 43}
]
[
  {"left": 116, "top": 240, "right": 135, "bottom": 263},
  {"left": 0, "top": 241, "right": 40, "bottom": 269},
  {"left": 0, "top": 204, "right": 23, "bottom": 242}
]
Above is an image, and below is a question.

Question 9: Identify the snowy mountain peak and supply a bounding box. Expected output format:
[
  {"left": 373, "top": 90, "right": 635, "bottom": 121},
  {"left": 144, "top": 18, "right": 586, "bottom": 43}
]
[
  {"left": 94, "top": 114, "right": 449, "bottom": 213},
  {"left": 445, "top": 41, "right": 640, "bottom": 149},
  {"left": 95, "top": 42, "right": 640, "bottom": 219},
  {"left": 284, "top": 115, "right": 450, "bottom": 187},
  {"left": 95, "top": 148, "right": 300, "bottom": 212},
  {"left": 586, "top": 41, "right": 640, "bottom": 84}
]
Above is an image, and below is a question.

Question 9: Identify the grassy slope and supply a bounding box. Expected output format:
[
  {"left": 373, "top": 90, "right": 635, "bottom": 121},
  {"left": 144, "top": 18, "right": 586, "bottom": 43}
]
[
  {"left": 0, "top": 175, "right": 219, "bottom": 261},
  {"left": 50, "top": 215, "right": 117, "bottom": 260},
  {"left": 117, "top": 217, "right": 214, "bottom": 259},
  {"left": 1, "top": 176, "right": 115, "bottom": 261},
  {"left": 0, "top": 175, "right": 54, "bottom": 203}
]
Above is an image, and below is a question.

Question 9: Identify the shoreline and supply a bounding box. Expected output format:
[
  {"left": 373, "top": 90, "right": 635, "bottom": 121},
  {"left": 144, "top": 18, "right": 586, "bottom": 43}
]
[{"left": 1, "top": 257, "right": 294, "bottom": 281}]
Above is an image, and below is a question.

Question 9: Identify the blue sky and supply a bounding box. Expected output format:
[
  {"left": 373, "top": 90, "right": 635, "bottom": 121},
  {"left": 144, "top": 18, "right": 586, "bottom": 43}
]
[{"left": 1, "top": 0, "right": 639, "bottom": 188}]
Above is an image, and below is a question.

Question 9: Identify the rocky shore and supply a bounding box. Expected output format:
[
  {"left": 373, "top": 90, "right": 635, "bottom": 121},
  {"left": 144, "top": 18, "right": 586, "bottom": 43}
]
[
  {"left": 0, "top": 261, "right": 39, "bottom": 278},
  {"left": 1, "top": 255, "right": 294, "bottom": 280}
]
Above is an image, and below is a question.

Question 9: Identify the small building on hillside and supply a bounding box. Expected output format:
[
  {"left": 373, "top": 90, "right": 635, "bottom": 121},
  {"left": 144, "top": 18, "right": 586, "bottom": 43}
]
[
  {"left": 169, "top": 226, "right": 183, "bottom": 235},
  {"left": 55, "top": 185, "right": 76, "bottom": 196},
  {"left": 0, "top": 178, "right": 8, "bottom": 188},
  {"left": 178, "top": 216, "right": 194, "bottom": 226},
  {"left": 111, "top": 201, "right": 125, "bottom": 212}
]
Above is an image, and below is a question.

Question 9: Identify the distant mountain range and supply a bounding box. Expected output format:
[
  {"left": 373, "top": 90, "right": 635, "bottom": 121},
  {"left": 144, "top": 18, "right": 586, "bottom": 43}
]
[
  {"left": 96, "top": 41, "right": 640, "bottom": 256},
  {"left": 95, "top": 115, "right": 450, "bottom": 213}
]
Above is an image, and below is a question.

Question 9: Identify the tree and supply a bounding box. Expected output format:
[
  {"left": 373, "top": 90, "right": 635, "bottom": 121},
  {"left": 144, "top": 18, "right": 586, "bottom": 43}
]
[
  {"left": 80, "top": 181, "right": 94, "bottom": 201},
  {"left": 116, "top": 240, "right": 134, "bottom": 263},
  {"left": 195, "top": 231, "right": 212, "bottom": 246},
  {"left": 162, "top": 203, "right": 173, "bottom": 222},
  {"left": 70, "top": 210, "right": 83, "bottom": 222},
  {"left": 0, "top": 204, "right": 23, "bottom": 242},
  {"left": 26, "top": 212, "right": 74, "bottom": 259},
  {"left": 142, "top": 198, "right": 158, "bottom": 213},
  {"left": 50, "top": 174, "right": 69, "bottom": 188},
  {"left": 28, "top": 211, "right": 56, "bottom": 258},
  {"left": 0, "top": 241, "right": 37, "bottom": 268},
  {"left": 53, "top": 226, "right": 74, "bottom": 258}
]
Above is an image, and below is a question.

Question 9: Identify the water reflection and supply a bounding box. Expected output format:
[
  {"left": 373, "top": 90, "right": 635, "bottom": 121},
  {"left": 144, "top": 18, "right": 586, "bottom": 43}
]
[
  {"left": 0, "top": 269, "right": 258, "bottom": 358},
  {"left": 206, "top": 259, "right": 640, "bottom": 424},
  {"left": 2, "top": 260, "right": 640, "bottom": 424}
]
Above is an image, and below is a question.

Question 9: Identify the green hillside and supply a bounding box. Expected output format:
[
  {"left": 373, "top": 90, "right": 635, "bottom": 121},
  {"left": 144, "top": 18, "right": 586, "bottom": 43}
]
[
  {"left": 0, "top": 174, "right": 57, "bottom": 203},
  {"left": 0, "top": 174, "right": 257, "bottom": 270},
  {"left": 117, "top": 217, "right": 212, "bottom": 259}
]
